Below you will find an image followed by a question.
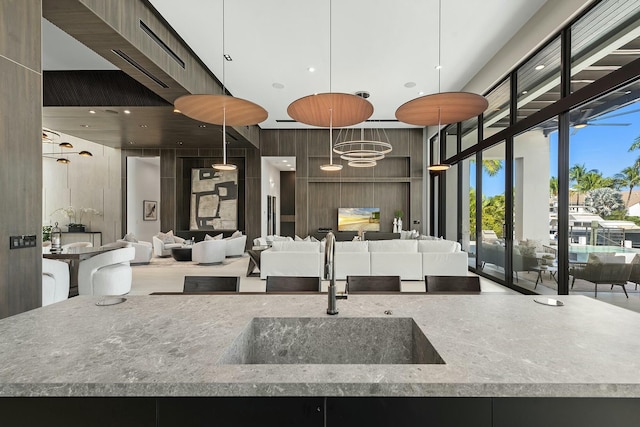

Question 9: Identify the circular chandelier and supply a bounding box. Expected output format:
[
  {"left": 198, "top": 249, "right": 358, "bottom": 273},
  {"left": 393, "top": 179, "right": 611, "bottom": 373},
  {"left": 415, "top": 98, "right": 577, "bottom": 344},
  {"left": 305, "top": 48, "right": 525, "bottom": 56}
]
[{"left": 332, "top": 128, "right": 392, "bottom": 168}]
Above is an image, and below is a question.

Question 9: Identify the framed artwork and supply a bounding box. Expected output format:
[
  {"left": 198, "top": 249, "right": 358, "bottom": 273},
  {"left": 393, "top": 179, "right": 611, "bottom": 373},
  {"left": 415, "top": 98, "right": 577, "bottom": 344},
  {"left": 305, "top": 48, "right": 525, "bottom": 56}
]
[
  {"left": 189, "top": 168, "right": 238, "bottom": 230},
  {"left": 143, "top": 200, "right": 157, "bottom": 221}
]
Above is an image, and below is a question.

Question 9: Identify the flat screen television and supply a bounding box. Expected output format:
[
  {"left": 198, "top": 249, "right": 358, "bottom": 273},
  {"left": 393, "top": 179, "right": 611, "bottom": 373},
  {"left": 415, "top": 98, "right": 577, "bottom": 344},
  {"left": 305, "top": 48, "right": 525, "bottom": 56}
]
[{"left": 338, "top": 208, "right": 380, "bottom": 232}]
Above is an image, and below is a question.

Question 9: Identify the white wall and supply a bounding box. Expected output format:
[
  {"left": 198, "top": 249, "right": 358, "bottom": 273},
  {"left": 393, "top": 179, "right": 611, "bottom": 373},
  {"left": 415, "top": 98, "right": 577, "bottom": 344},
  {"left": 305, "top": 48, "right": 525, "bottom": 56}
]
[
  {"left": 43, "top": 132, "right": 121, "bottom": 244},
  {"left": 126, "top": 157, "right": 160, "bottom": 242},
  {"left": 514, "top": 129, "right": 551, "bottom": 244},
  {"left": 260, "top": 158, "right": 281, "bottom": 237}
]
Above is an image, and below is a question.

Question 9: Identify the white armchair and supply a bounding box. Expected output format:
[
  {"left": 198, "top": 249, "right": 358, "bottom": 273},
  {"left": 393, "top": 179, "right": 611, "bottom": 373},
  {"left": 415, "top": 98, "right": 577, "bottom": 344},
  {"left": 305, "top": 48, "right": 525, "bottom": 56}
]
[
  {"left": 225, "top": 235, "right": 247, "bottom": 257},
  {"left": 42, "top": 258, "right": 70, "bottom": 306},
  {"left": 117, "top": 239, "right": 152, "bottom": 264},
  {"left": 192, "top": 239, "right": 227, "bottom": 265},
  {"left": 152, "top": 234, "right": 185, "bottom": 257},
  {"left": 78, "top": 247, "right": 135, "bottom": 296}
]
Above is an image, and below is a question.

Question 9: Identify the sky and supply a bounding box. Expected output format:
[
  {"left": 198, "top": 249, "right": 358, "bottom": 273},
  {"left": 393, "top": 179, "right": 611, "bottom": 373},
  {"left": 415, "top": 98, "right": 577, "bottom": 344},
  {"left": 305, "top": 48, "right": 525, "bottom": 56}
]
[{"left": 475, "top": 102, "right": 640, "bottom": 197}]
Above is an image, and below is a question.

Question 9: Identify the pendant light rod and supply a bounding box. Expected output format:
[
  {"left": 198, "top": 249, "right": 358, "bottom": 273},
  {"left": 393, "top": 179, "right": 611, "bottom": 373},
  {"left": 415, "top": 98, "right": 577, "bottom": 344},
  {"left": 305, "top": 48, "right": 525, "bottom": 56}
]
[
  {"left": 223, "top": 106, "right": 227, "bottom": 164},
  {"left": 329, "top": 108, "right": 333, "bottom": 165}
]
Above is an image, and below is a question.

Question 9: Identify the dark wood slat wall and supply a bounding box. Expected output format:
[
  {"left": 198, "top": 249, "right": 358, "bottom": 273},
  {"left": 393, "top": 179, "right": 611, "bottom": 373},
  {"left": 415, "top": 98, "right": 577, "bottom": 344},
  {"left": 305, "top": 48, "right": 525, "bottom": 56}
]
[
  {"left": 0, "top": 0, "right": 43, "bottom": 319},
  {"left": 122, "top": 147, "right": 261, "bottom": 247},
  {"left": 261, "top": 128, "right": 424, "bottom": 237}
]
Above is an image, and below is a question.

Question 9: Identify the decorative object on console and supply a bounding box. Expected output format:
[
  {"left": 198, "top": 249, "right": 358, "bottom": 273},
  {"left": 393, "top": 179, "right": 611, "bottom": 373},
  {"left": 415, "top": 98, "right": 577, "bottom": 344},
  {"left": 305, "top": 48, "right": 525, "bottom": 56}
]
[
  {"left": 50, "top": 206, "right": 102, "bottom": 232},
  {"left": 50, "top": 222, "right": 62, "bottom": 252},
  {"left": 394, "top": 209, "right": 404, "bottom": 232},
  {"left": 190, "top": 168, "right": 238, "bottom": 230},
  {"left": 173, "top": 0, "right": 267, "bottom": 172}
]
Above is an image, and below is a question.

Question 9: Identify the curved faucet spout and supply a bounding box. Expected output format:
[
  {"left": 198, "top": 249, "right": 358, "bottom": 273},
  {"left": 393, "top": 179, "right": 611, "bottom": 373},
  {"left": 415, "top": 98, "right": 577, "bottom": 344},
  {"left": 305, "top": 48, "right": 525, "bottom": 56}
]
[{"left": 325, "top": 231, "right": 345, "bottom": 315}]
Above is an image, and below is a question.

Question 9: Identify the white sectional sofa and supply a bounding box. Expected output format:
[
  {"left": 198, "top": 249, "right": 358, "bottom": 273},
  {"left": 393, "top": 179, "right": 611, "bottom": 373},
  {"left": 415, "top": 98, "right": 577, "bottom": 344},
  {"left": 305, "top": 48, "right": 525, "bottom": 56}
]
[
  {"left": 260, "top": 239, "right": 468, "bottom": 280},
  {"left": 260, "top": 241, "right": 324, "bottom": 279}
]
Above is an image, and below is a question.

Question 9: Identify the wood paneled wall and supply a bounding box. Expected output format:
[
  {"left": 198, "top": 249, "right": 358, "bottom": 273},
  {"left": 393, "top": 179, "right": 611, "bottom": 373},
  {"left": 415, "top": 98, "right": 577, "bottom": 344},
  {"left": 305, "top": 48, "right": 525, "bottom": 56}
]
[
  {"left": 261, "top": 128, "right": 424, "bottom": 237},
  {"left": 0, "top": 0, "right": 43, "bottom": 318},
  {"left": 122, "top": 146, "right": 261, "bottom": 246}
]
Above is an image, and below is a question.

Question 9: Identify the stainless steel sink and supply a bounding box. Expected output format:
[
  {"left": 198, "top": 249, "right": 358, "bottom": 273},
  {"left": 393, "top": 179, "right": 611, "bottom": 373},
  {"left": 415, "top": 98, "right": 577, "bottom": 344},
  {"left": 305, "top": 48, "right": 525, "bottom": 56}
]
[{"left": 218, "top": 317, "right": 444, "bottom": 365}]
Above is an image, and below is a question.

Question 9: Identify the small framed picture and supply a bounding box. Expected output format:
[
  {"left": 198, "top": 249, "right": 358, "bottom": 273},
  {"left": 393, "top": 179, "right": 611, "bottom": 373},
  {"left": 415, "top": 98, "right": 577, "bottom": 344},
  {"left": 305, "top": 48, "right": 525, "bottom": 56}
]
[{"left": 143, "top": 200, "right": 157, "bottom": 221}]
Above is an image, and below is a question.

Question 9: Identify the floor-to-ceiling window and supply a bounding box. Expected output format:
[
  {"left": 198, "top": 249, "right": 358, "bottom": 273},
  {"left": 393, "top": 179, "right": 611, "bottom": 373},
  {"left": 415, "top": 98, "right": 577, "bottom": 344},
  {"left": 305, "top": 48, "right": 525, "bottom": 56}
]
[
  {"left": 434, "top": 0, "right": 640, "bottom": 296},
  {"left": 512, "top": 119, "right": 558, "bottom": 292},
  {"left": 478, "top": 142, "right": 506, "bottom": 283}
]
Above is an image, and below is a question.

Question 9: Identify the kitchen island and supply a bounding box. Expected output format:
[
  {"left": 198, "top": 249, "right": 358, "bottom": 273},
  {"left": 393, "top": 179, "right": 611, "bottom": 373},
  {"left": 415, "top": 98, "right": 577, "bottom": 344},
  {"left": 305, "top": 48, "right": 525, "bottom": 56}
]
[{"left": 0, "top": 294, "right": 639, "bottom": 426}]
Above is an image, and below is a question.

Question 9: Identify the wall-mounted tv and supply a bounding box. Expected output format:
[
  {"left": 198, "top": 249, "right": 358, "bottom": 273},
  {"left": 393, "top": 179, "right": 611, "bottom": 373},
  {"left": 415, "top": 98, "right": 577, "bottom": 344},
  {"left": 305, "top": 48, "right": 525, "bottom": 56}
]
[{"left": 338, "top": 208, "right": 380, "bottom": 232}]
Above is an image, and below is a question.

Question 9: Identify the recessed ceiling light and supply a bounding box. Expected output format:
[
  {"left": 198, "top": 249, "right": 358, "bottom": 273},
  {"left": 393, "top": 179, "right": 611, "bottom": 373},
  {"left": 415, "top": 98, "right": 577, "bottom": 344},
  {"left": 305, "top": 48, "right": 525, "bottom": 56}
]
[
  {"left": 173, "top": 108, "right": 181, "bottom": 113},
  {"left": 81, "top": 124, "right": 90, "bottom": 128},
  {"left": 199, "top": 124, "right": 207, "bottom": 128},
  {"left": 89, "top": 110, "right": 96, "bottom": 114},
  {"left": 307, "top": 67, "right": 315, "bottom": 72},
  {"left": 404, "top": 82, "right": 416, "bottom": 88},
  {"left": 128, "top": 141, "right": 134, "bottom": 145},
  {"left": 290, "top": 168, "right": 294, "bottom": 170},
  {"left": 435, "top": 65, "right": 442, "bottom": 70},
  {"left": 535, "top": 64, "right": 545, "bottom": 70},
  {"left": 522, "top": 90, "right": 528, "bottom": 94},
  {"left": 139, "top": 124, "right": 148, "bottom": 128},
  {"left": 282, "top": 160, "right": 287, "bottom": 163},
  {"left": 418, "top": 91, "right": 425, "bottom": 96},
  {"left": 272, "top": 83, "right": 285, "bottom": 89},
  {"left": 123, "top": 110, "right": 131, "bottom": 114},
  {"left": 177, "top": 141, "right": 183, "bottom": 145}
]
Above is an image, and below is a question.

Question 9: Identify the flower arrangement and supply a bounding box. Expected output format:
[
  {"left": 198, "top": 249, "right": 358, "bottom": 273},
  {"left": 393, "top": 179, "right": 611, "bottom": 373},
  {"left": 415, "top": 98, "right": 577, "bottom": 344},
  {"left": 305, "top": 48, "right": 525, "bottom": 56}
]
[{"left": 50, "top": 206, "right": 102, "bottom": 226}]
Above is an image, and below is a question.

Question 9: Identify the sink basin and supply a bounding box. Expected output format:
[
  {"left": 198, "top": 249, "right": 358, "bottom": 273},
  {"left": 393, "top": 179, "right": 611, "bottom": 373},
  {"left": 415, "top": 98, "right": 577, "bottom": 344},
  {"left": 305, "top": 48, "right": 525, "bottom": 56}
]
[{"left": 219, "top": 317, "right": 444, "bottom": 365}]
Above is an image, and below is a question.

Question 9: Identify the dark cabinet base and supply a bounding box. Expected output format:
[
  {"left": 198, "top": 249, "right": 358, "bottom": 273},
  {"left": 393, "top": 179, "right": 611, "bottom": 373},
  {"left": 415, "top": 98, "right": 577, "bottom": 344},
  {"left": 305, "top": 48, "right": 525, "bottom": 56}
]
[{"left": 1, "top": 396, "right": 639, "bottom": 427}]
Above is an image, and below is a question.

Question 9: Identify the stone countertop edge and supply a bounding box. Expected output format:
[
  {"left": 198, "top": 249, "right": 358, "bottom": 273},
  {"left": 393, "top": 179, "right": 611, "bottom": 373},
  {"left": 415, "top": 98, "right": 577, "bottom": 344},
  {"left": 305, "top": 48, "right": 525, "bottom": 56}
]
[{"left": 0, "top": 294, "right": 639, "bottom": 398}]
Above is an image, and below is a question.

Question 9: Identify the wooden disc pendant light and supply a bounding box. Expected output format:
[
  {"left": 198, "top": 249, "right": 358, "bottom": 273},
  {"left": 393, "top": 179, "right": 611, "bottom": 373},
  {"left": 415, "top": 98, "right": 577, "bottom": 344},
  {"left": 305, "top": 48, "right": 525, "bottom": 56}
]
[
  {"left": 287, "top": 0, "right": 373, "bottom": 171},
  {"left": 395, "top": 0, "right": 487, "bottom": 126},
  {"left": 174, "top": 0, "right": 267, "bottom": 170}
]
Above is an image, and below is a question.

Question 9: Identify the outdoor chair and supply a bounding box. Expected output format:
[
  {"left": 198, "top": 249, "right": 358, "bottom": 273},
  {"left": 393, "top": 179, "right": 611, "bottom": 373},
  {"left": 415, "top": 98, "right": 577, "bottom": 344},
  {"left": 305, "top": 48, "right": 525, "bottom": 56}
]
[{"left": 570, "top": 253, "right": 632, "bottom": 298}]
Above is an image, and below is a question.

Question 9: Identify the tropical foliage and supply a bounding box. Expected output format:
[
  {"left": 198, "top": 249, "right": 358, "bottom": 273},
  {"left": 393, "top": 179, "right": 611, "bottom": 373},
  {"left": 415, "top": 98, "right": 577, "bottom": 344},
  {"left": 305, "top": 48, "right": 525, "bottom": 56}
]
[{"left": 585, "top": 188, "right": 624, "bottom": 217}]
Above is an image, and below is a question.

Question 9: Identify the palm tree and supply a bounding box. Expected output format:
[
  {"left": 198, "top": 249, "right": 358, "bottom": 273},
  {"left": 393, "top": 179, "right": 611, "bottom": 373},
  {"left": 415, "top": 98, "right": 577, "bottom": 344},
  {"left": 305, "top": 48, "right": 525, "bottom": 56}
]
[
  {"left": 629, "top": 135, "right": 640, "bottom": 152},
  {"left": 615, "top": 165, "right": 640, "bottom": 206},
  {"left": 549, "top": 176, "right": 558, "bottom": 197},
  {"left": 569, "top": 164, "right": 596, "bottom": 205},
  {"left": 482, "top": 160, "right": 503, "bottom": 177},
  {"left": 578, "top": 170, "right": 606, "bottom": 194}
]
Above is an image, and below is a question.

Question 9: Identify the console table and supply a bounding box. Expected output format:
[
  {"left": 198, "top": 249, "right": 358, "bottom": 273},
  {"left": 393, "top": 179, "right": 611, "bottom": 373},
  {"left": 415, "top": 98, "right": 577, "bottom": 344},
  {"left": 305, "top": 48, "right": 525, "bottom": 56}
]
[{"left": 61, "top": 231, "right": 102, "bottom": 247}]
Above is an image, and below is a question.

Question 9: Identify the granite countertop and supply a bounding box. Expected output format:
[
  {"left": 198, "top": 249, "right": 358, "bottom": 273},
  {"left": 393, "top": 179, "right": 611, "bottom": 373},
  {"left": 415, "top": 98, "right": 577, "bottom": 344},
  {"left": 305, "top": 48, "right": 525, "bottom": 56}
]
[{"left": 0, "top": 294, "right": 639, "bottom": 397}]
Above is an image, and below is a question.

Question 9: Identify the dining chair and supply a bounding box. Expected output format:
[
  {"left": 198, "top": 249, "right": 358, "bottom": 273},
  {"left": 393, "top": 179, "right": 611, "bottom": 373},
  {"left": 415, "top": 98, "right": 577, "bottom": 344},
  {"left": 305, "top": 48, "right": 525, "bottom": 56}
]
[
  {"left": 346, "top": 275, "right": 401, "bottom": 292},
  {"left": 425, "top": 276, "right": 481, "bottom": 293},
  {"left": 266, "top": 276, "right": 321, "bottom": 292},
  {"left": 183, "top": 276, "right": 240, "bottom": 292}
]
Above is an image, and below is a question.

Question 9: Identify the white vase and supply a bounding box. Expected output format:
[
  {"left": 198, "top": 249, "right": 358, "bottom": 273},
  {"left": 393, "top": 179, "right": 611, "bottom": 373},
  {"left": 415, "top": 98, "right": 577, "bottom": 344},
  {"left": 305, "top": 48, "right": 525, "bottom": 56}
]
[
  {"left": 397, "top": 218, "right": 402, "bottom": 232},
  {"left": 393, "top": 218, "right": 398, "bottom": 233}
]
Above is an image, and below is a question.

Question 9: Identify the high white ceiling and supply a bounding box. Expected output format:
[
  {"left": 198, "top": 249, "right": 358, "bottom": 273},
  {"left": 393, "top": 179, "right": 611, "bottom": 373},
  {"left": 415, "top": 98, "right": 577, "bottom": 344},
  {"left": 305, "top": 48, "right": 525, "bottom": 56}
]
[{"left": 148, "top": 0, "right": 548, "bottom": 129}]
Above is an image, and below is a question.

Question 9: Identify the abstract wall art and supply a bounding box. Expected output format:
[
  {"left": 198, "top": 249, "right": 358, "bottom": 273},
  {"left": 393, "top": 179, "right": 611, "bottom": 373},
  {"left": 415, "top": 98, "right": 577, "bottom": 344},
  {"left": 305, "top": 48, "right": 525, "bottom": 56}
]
[{"left": 190, "top": 168, "right": 238, "bottom": 230}]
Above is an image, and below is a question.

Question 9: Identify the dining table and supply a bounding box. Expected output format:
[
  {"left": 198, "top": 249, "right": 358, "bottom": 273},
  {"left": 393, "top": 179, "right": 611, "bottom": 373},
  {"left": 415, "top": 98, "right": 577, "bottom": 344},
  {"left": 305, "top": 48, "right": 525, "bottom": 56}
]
[{"left": 43, "top": 246, "right": 118, "bottom": 297}]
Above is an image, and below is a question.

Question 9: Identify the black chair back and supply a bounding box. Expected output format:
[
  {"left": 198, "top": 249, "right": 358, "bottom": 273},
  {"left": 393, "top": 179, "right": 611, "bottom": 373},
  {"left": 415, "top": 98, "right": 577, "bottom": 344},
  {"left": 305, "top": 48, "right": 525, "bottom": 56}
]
[
  {"left": 266, "top": 276, "right": 321, "bottom": 292},
  {"left": 183, "top": 276, "right": 240, "bottom": 292},
  {"left": 425, "top": 276, "right": 481, "bottom": 293},
  {"left": 347, "top": 275, "right": 401, "bottom": 292}
]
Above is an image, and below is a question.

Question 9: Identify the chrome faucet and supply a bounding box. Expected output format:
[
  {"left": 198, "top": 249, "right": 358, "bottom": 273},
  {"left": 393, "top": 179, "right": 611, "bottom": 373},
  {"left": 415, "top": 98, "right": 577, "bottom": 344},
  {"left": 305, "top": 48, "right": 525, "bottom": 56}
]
[{"left": 325, "top": 231, "right": 347, "bottom": 315}]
